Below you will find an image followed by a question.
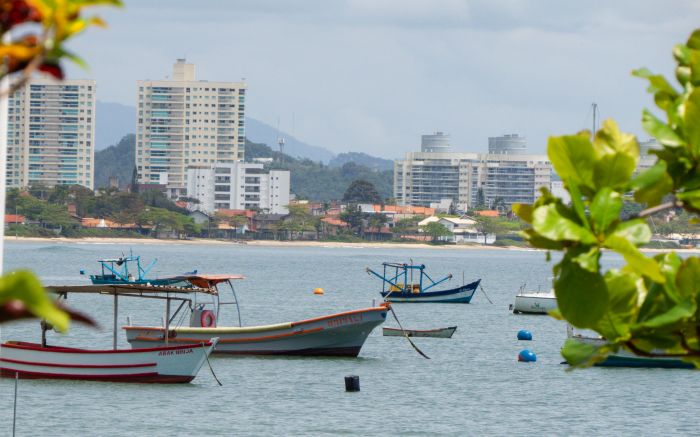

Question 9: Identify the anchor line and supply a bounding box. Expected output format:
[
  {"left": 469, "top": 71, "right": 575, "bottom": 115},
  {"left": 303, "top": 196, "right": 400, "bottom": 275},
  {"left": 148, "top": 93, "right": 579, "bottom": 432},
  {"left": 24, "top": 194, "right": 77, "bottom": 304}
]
[
  {"left": 202, "top": 343, "right": 223, "bottom": 386},
  {"left": 388, "top": 306, "right": 430, "bottom": 360},
  {"left": 480, "top": 285, "right": 494, "bottom": 304}
]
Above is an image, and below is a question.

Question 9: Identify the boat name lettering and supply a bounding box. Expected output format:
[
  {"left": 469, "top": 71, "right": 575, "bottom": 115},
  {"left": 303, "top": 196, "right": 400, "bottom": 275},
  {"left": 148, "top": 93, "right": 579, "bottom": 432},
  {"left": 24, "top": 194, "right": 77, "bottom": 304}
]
[
  {"left": 157, "top": 348, "right": 193, "bottom": 356},
  {"left": 327, "top": 314, "right": 363, "bottom": 328}
]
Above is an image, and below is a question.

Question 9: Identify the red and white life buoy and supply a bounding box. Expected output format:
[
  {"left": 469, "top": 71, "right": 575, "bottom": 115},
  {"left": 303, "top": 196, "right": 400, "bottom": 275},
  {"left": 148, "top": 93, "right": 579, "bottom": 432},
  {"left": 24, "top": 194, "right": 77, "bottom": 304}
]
[{"left": 200, "top": 310, "right": 216, "bottom": 328}]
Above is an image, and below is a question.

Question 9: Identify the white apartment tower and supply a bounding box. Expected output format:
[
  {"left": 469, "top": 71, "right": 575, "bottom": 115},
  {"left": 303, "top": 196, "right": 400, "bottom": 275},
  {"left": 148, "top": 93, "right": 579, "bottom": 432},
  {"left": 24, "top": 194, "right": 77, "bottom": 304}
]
[
  {"left": 187, "top": 162, "right": 290, "bottom": 215},
  {"left": 394, "top": 133, "right": 551, "bottom": 211},
  {"left": 6, "top": 78, "right": 96, "bottom": 189},
  {"left": 136, "top": 59, "right": 247, "bottom": 199}
]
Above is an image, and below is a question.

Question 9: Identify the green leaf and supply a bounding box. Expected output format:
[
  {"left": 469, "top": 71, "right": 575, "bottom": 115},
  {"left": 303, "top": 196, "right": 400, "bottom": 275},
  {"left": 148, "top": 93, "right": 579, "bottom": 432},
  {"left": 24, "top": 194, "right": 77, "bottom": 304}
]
[
  {"left": 566, "top": 178, "right": 590, "bottom": 228},
  {"left": 610, "top": 219, "right": 652, "bottom": 245},
  {"left": 0, "top": 270, "right": 70, "bottom": 332},
  {"left": 512, "top": 203, "right": 533, "bottom": 224},
  {"left": 547, "top": 133, "right": 595, "bottom": 190},
  {"left": 636, "top": 298, "right": 696, "bottom": 329},
  {"left": 561, "top": 338, "right": 607, "bottom": 368},
  {"left": 520, "top": 229, "right": 566, "bottom": 250},
  {"left": 632, "top": 68, "right": 679, "bottom": 97},
  {"left": 676, "top": 257, "right": 700, "bottom": 299},
  {"left": 641, "top": 109, "right": 685, "bottom": 147},
  {"left": 684, "top": 89, "right": 700, "bottom": 154},
  {"left": 593, "top": 119, "right": 640, "bottom": 160},
  {"left": 631, "top": 160, "right": 674, "bottom": 206},
  {"left": 589, "top": 188, "right": 622, "bottom": 233},
  {"left": 531, "top": 204, "right": 597, "bottom": 244},
  {"left": 673, "top": 44, "right": 691, "bottom": 66},
  {"left": 604, "top": 235, "right": 663, "bottom": 282},
  {"left": 593, "top": 152, "right": 637, "bottom": 190},
  {"left": 677, "top": 189, "right": 700, "bottom": 211},
  {"left": 687, "top": 29, "right": 700, "bottom": 50},
  {"left": 571, "top": 246, "right": 600, "bottom": 273},
  {"left": 594, "top": 270, "right": 640, "bottom": 341},
  {"left": 554, "top": 257, "right": 609, "bottom": 328}
]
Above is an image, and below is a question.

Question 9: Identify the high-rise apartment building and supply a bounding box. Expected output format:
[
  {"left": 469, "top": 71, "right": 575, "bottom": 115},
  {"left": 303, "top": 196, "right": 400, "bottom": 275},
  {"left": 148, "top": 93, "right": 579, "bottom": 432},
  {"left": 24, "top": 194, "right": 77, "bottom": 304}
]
[
  {"left": 136, "top": 59, "right": 246, "bottom": 199},
  {"left": 187, "top": 162, "right": 290, "bottom": 214},
  {"left": 6, "top": 78, "right": 96, "bottom": 189},
  {"left": 394, "top": 133, "right": 551, "bottom": 211}
]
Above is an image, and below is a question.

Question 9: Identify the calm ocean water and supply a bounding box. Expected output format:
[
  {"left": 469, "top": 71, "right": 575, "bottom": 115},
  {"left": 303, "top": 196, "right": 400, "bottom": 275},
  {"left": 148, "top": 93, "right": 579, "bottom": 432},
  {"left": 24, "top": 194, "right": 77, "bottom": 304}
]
[{"left": 1, "top": 241, "right": 699, "bottom": 436}]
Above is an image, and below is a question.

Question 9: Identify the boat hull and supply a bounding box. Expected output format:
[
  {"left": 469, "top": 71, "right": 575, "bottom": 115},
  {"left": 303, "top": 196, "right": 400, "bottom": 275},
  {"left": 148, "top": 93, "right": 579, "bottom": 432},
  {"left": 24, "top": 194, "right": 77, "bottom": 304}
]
[
  {"left": 383, "top": 326, "right": 457, "bottom": 338},
  {"left": 380, "top": 280, "right": 480, "bottom": 303},
  {"left": 568, "top": 336, "right": 694, "bottom": 369},
  {"left": 0, "top": 340, "right": 216, "bottom": 383},
  {"left": 125, "top": 305, "right": 388, "bottom": 357},
  {"left": 512, "top": 293, "right": 557, "bottom": 314}
]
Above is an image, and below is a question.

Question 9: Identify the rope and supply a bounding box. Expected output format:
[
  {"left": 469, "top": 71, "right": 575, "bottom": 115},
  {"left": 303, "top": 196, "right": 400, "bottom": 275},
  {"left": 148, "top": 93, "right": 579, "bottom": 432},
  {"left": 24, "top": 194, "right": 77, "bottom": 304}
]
[
  {"left": 388, "top": 306, "right": 430, "bottom": 360},
  {"left": 202, "top": 343, "right": 222, "bottom": 386},
  {"left": 480, "top": 285, "right": 494, "bottom": 304}
]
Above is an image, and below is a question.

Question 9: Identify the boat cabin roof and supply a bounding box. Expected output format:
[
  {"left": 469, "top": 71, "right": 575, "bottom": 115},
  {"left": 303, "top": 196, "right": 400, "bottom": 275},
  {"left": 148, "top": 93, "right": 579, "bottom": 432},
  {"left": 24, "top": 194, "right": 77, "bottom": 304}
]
[{"left": 46, "top": 283, "right": 218, "bottom": 296}]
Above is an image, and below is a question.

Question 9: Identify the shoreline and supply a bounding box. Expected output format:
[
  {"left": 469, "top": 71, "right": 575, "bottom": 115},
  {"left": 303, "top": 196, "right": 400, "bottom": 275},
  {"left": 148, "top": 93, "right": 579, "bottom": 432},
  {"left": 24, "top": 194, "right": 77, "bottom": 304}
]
[
  {"left": 4, "top": 235, "right": 700, "bottom": 254},
  {"left": 3, "top": 236, "right": 535, "bottom": 251}
]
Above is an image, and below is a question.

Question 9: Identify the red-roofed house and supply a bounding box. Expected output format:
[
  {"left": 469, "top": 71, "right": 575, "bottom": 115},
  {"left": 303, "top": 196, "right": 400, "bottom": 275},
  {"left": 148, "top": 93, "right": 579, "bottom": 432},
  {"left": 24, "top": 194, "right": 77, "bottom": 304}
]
[{"left": 5, "top": 214, "right": 25, "bottom": 225}]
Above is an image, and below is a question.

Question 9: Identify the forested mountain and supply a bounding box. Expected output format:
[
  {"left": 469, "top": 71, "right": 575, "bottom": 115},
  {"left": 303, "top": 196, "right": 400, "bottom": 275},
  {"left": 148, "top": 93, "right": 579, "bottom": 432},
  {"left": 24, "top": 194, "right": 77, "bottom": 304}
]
[
  {"left": 95, "top": 136, "right": 393, "bottom": 201},
  {"left": 94, "top": 134, "right": 135, "bottom": 188},
  {"left": 247, "top": 141, "right": 393, "bottom": 201},
  {"left": 329, "top": 152, "right": 394, "bottom": 171}
]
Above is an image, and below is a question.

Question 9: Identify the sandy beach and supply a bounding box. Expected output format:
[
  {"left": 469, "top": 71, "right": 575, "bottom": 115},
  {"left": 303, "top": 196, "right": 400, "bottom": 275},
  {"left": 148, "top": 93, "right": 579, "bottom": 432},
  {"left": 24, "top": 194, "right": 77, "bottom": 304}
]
[
  {"left": 4, "top": 235, "right": 699, "bottom": 254},
  {"left": 4, "top": 235, "right": 535, "bottom": 251}
]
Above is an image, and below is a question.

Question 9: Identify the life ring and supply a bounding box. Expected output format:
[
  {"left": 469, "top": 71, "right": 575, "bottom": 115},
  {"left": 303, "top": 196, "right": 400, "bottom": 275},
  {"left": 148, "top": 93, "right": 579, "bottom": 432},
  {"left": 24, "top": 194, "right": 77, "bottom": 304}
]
[{"left": 200, "top": 310, "right": 216, "bottom": 328}]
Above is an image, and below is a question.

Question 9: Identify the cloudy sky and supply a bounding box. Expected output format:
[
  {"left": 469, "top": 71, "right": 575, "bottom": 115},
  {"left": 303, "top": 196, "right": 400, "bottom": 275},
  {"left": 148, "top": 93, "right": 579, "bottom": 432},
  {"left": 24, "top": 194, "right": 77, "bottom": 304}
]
[{"left": 65, "top": 0, "right": 700, "bottom": 157}]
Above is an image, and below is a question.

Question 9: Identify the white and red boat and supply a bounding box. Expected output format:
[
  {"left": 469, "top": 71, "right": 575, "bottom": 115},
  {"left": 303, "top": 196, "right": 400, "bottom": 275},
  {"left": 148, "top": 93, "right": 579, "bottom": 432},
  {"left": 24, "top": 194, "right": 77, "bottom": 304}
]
[
  {"left": 0, "top": 340, "right": 217, "bottom": 383},
  {"left": 0, "top": 283, "right": 219, "bottom": 383},
  {"left": 123, "top": 275, "right": 389, "bottom": 357}
]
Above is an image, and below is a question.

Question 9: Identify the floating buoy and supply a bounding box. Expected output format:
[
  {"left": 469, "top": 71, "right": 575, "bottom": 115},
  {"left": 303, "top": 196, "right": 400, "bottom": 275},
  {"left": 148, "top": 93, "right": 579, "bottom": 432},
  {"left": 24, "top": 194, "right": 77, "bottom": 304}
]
[
  {"left": 345, "top": 375, "right": 360, "bottom": 392},
  {"left": 518, "top": 349, "right": 537, "bottom": 362},
  {"left": 313, "top": 288, "right": 324, "bottom": 295},
  {"left": 79, "top": 269, "right": 86, "bottom": 275},
  {"left": 517, "top": 330, "right": 533, "bottom": 341}
]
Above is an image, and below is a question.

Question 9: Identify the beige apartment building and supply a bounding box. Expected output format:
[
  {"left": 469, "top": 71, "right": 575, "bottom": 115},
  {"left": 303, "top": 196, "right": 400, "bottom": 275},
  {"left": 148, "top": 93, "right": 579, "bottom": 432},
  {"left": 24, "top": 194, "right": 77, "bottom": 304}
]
[
  {"left": 6, "top": 78, "right": 96, "bottom": 189},
  {"left": 135, "top": 59, "right": 247, "bottom": 199}
]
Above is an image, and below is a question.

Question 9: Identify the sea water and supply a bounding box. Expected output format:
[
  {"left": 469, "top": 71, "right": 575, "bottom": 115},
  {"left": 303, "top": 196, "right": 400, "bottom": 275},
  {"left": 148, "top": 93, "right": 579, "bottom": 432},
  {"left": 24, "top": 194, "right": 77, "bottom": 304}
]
[{"left": 1, "top": 241, "right": 699, "bottom": 436}]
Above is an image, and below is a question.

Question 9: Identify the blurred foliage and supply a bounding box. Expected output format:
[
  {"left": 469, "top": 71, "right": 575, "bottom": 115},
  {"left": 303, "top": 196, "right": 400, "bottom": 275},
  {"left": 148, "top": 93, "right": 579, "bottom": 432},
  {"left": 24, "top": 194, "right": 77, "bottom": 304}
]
[{"left": 515, "top": 29, "right": 700, "bottom": 368}]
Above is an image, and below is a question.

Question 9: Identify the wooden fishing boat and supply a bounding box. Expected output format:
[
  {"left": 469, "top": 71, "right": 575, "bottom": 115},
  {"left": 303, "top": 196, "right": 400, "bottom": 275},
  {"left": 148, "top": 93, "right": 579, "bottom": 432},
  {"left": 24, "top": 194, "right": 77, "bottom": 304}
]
[
  {"left": 367, "top": 262, "right": 480, "bottom": 303},
  {"left": 84, "top": 253, "right": 189, "bottom": 286},
  {"left": 124, "top": 275, "right": 389, "bottom": 357},
  {"left": 382, "top": 326, "right": 457, "bottom": 338},
  {"left": 512, "top": 285, "right": 557, "bottom": 314},
  {"left": 566, "top": 327, "right": 694, "bottom": 369},
  {"left": 0, "top": 340, "right": 217, "bottom": 383},
  {"left": 0, "top": 283, "right": 219, "bottom": 383}
]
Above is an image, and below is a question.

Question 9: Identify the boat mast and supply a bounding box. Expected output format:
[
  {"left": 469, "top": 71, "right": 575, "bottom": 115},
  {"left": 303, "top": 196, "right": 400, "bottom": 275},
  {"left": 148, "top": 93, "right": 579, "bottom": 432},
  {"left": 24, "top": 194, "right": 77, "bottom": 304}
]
[{"left": 591, "top": 102, "right": 598, "bottom": 140}]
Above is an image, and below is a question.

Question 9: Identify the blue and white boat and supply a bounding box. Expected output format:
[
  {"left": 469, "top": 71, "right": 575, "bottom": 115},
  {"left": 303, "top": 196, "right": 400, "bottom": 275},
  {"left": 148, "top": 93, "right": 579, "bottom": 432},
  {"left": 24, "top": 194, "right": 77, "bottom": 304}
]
[
  {"left": 84, "top": 254, "right": 188, "bottom": 286},
  {"left": 566, "top": 328, "right": 694, "bottom": 369},
  {"left": 367, "top": 262, "right": 480, "bottom": 303}
]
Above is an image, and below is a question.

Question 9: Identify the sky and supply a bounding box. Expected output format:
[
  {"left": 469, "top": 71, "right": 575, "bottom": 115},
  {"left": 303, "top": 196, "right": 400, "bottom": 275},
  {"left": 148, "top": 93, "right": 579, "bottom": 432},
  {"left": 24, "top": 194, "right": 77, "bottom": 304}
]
[{"left": 64, "top": 0, "right": 700, "bottom": 158}]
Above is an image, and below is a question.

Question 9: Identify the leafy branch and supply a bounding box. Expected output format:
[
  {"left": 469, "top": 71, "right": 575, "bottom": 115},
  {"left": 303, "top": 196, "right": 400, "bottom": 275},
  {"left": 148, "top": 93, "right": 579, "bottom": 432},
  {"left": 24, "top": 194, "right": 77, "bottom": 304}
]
[{"left": 515, "top": 28, "right": 700, "bottom": 368}]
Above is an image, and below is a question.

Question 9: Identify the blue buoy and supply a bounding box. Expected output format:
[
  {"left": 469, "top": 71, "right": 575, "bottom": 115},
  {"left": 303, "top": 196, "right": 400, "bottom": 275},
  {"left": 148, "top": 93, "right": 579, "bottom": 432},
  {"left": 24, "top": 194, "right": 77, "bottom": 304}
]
[
  {"left": 79, "top": 269, "right": 86, "bottom": 275},
  {"left": 517, "top": 330, "right": 533, "bottom": 341},
  {"left": 518, "top": 349, "right": 537, "bottom": 362}
]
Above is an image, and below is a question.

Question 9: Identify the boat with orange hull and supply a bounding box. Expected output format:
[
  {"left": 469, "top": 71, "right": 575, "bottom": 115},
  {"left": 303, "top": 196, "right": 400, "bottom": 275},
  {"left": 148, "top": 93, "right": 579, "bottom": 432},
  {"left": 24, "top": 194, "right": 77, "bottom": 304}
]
[{"left": 123, "top": 274, "right": 389, "bottom": 357}]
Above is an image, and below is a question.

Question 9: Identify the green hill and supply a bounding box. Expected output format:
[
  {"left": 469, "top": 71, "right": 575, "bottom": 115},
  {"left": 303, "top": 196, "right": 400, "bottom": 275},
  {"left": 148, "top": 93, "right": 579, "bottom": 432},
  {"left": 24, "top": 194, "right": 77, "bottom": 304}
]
[
  {"left": 94, "top": 134, "right": 135, "bottom": 188},
  {"left": 246, "top": 141, "right": 393, "bottom": 201},
  {"left": 94, "top": 137, "right": 394, "bottom": 201}
]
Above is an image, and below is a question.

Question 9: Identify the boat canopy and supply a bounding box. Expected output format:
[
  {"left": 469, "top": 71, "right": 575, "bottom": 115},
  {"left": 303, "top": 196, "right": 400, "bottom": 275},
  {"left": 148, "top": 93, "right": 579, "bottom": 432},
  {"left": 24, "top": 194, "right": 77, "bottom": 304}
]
[
  {"left": 46, "top": 283, "right": 218, "bottom": 296},
  {"left": 174, "top": 274, "right": 245, "bottom": 289}
]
